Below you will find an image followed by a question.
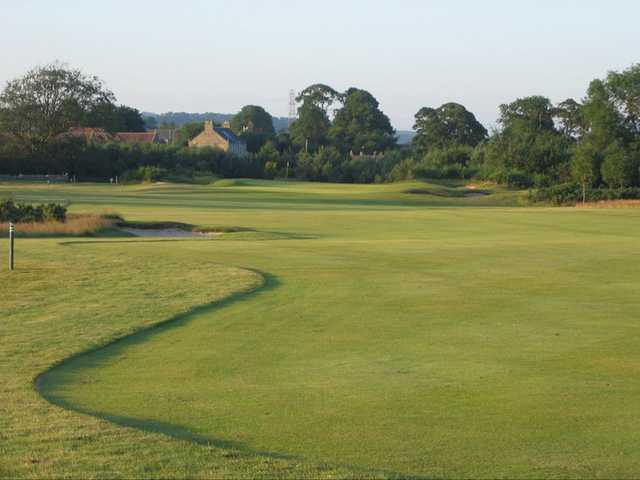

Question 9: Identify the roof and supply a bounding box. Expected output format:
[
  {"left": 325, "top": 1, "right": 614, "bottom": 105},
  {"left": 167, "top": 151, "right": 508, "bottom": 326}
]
[
  {"left": 65, "top": 127, "right": 115, "bottom": 142},
  {"left": 214, "top": 127, "right": 243, "bottom": 145},
  {"left": 116, "top": 131, "right": 158, "bottom": 144},
  {"left": 156, "top": 129, "right": 175, "bottom": 144}
]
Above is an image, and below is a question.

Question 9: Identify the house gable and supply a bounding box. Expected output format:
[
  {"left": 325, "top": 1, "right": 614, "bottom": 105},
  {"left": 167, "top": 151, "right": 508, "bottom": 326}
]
[
  {"left": 188, "top": 120, "right": 229, "bottom": 149},
  {"left": 188, "top": 120, "right": 248, "bottom": 156}
]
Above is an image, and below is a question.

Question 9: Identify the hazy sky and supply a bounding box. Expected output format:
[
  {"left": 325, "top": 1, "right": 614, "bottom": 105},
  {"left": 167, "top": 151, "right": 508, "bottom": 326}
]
[{"left": 2, "top": 0, "right": 638, "bottom": 130}]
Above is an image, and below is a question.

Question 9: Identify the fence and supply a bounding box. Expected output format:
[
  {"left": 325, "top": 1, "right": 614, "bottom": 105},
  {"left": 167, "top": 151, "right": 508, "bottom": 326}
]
[{"left": 0, "top": 174, "right": 69, "bottom": 183}]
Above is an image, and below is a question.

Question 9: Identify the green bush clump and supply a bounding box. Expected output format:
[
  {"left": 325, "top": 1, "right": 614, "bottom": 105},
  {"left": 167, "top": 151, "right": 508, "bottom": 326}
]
[
  {"left": 122, "top": 165, "right": 169, "bottom": 183},
  {"left": 0, "top": 199, "right": 67, "bottom": 223},
  {"left": 530, "top": 183, "right": 640, "bottom": 205}
]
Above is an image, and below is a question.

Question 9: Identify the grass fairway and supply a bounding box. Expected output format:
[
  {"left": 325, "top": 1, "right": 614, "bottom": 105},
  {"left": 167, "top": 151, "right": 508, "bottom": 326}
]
[{"left": 2, "top": 181, "right": 640, "bottom": 478}]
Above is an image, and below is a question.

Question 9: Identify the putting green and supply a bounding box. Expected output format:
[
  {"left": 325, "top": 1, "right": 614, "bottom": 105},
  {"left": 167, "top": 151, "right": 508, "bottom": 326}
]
[{"left": 7, "top": 181, "right": 640, "bottom": 477}]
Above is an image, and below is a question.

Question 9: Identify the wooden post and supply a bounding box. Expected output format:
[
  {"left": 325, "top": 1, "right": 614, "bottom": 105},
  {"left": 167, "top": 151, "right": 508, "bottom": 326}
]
[{"left": 9, "top": 222, "right": 15, "bottom": 271}]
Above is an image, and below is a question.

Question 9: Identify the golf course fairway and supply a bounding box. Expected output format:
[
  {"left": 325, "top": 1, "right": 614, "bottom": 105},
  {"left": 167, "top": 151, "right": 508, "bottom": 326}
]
[{"left": 3, "top": 181, "right": 640, "bottom": 478}]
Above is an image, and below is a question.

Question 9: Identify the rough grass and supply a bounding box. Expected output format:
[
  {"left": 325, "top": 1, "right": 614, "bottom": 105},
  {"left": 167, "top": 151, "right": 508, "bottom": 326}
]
[
  {"left": 2, "top": 180, "right": 640, "bottom": 478},
  {"left": 0, "top": 214, "right": 115, "bottom": 237},
  {"left": 575, "top": 199, "right": 640, "bottom": 208}
]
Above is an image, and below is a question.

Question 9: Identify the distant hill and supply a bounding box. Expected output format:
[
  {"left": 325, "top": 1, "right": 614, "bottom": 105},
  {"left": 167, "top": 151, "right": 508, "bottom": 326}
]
[
  {"left": 142, "top": 112, "right": 291, "bottom": 133},
  {"left": 143, "top": 111, "right": 415, "bottom": 144},
  {"left": 396, "top": 130, "right": 415, "bottom": 145}
]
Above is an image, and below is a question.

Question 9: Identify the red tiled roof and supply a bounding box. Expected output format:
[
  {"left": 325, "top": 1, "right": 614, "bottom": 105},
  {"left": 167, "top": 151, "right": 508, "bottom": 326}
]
[
  {"left": 115, "top": 132, "right": 157, "bottom": 144},
  {"left": 65, "top": 127, "right": 115, "bottom": 142}
]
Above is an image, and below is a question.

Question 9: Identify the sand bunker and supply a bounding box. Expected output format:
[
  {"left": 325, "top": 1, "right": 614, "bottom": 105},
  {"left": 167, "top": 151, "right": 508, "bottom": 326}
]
[{"left": 122, "top": 228, "right": 219, "bottom": 238}]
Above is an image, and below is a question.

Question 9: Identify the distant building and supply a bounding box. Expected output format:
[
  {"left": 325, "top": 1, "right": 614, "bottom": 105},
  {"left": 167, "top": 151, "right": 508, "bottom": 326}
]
[
  {"left": 65, "top": 127, "right": 116, "bottom": 142},
  {"left": 188, "top": 120, "right": 247, "bottom": 156},
  {"left": 156, "top": 128, "right": 177, "bottom": 144},
  {"left": 62, "top": 128, "right": 162, "bottom": 145},
  {"left": 116, "top": 131, "right": 159, "bottom": 144}
]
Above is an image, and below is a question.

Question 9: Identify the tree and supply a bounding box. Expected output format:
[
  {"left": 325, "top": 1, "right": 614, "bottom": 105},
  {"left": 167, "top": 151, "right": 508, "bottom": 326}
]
[
  {"left": 174, "top": 121, "right": 205, "bottom": 146},
  {"left": 556, "top": 99, "right": 584, "bottom": 139},
  {"left": 258, "top": 141, "right": 281, "bottom": 178},
  {"left": 412, "top": 103, "right": 487, "bottom": 153},
  {"left": 289, "top": 102, "right": 330, "bottom": 152},
  {"left": 289, "top": 84, "right": 342, "bottom": 153},
  {"left": 329, "top": 88, "right": 396, "bottom": 154},
  {"left": 85, "top": 103, "right": 145, "bottom": 132},
  {"left": 606, "top": 64, "right": 640, "bottom": 136},
  {"left": 499, "top": 96, "right": 556, "bottom": 133},
  {"left": 581, "top": 79, "right": 624, "bottom": 144},
  {"left": 482, "top": 96, "right": 571, "bottom": 183},
  {"left": 601, "top": 142, "right": 637, "bottom": 188},
  {"left": 143, "top": 116, "right": 158, "bottom": 130},
  {"left": 571, "top": 139, "right": 601, "bottom": 203},
  {"left": 230, "top": 105, "right": 276, "bottom": 153},
  {"left": 296, "top": 84, "right": 342, "bottom": 114},
  {"left": 295, "top": 146, "right": 344, "bottom": 181},
  {"left": 0, "top": 63, "right": 114, "bottom": 149}
]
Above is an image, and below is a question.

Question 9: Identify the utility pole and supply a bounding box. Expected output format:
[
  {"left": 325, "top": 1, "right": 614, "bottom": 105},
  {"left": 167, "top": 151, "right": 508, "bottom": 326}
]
[
  {"left": 288, "top": 89, "right": 297, "bottom": 128},
  {"left": 9, "top": 222, "right": 15, "bottom": 271}
]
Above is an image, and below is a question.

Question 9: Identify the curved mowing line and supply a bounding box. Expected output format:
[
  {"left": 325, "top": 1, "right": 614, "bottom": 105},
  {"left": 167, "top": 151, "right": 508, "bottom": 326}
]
[
  {"left": 34, "top": 238, "right": 269, "bottom": 435},
  {"left": 32, "top": 239, "right": 430, "bottom": 479},
  {"left": 34, "top": 270, "right": 269, "bottom": 393}
]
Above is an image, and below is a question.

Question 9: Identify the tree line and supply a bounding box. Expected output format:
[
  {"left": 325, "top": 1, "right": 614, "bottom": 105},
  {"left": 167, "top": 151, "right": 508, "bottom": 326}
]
[{"left": 1, "top": 62, "right": 640, "bottom": 202}]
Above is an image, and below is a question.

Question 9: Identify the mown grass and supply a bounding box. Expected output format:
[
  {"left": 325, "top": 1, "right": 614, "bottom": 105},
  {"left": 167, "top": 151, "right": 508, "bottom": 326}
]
[{"left": 2, "top": 180, "right": 640, "bottom": 478}]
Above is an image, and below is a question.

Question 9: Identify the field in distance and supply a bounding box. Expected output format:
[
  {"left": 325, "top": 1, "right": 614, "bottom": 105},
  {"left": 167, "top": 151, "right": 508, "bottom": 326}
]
[{"left": 2, "top": 180, "right": 640, "bottom": 478}]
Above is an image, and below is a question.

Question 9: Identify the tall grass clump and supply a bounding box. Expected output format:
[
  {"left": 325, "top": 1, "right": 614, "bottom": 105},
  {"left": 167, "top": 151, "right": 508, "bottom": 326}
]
[{"left": 0, "top": 214, "right": 116, "bottom": 236}]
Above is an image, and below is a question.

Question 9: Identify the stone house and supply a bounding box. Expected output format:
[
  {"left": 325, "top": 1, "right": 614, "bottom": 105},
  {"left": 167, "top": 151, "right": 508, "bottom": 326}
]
[{"left": 188, "top": 120, "right": 248, "bottom": 156}]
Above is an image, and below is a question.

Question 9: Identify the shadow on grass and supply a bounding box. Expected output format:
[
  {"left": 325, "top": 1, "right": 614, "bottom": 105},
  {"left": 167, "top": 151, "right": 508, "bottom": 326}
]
[
  {"left": 35, "top": 271, "right": 291, "bottom": 457},
  {"left": 58, "top": 230, "right": 319, "bottom": 245},
  {"left": 34, "top": 261, "right": 434, "bottom": 480}
]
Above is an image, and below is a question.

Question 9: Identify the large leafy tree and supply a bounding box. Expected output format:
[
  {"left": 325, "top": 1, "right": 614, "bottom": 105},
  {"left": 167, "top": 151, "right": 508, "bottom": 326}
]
[
  {"left": 289, "top": 84, "right": 341, "bottom": 152},
  {"left": 329, "top": 88, "right": 395, "bottom": 154},
  {"left": 0, "top": 63, "right": 114, "bottom": 149},
  {"left": 412, "top": 102, "right": 487, "bottom": 153},
  {"left": 606, "top": 64, "right": 640, "bottom": 136},
  {"left": 230, "top": 105, "right": 276, "bottom": 153},
  {"left": 85, "top": 103, "right": 146, "bottom": 132},
  {"left": 576, "top": 74, "right": 636, "bottom": 188},
  {"left": 498, "top": 96, "right": 557, "bottom": 133},
  {"left": 483, "top": 96, "right": 571, "bottom": 180},
  {"left": 556, "top": 98, "right": 585, "bottom": 139},
  {"left": 296, "top": 84, "right": 342, "bottom": 114},
  {"left": 289, "top": 102, "right": 331, "bottom": 152}
]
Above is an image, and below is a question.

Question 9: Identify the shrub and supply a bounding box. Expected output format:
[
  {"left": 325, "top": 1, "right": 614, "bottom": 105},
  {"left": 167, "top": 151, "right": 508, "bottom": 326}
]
[
  {"left": 122, "top": 165, "right": 169, "bottom": 183},
  {"left": 0, "top": 199, "right": 67, "bottom": 223},
  {"left": 530, "top": 183, "right": 640, "bottom": 205},
  {"left": 484, "top": 169, "right": 533, "bottom": 188}
]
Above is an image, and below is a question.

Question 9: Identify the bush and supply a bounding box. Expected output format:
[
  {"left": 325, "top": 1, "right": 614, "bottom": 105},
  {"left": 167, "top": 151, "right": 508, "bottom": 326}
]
[
  {"left": 530, "top": 183, "right": 640, "bottom": 205},
  {"left": 122, "top": 165, "right": 169, "bottom": 183},
  {"left": 0, "top": 199, "right": 67, "bottom": 223},
  {"left": 481, "top": 168, "right": 533, "bottom": 188}
]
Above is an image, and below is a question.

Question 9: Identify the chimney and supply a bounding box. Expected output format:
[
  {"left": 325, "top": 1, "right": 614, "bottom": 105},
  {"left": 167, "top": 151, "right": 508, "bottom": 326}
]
[{"left": 204, "top": 120, "right": 214, "bottom": 132}]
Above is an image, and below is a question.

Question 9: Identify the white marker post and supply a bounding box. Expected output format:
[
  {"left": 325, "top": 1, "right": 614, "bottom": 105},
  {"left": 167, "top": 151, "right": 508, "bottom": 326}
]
[{"left": 9, "top": 222, "right": 15, "bottom": 271}]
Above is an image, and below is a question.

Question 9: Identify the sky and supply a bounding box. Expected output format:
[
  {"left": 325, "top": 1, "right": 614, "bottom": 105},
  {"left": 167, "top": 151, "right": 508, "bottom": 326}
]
[{"left": 2, "top": 0, "right": 639, "bottom": 130}]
